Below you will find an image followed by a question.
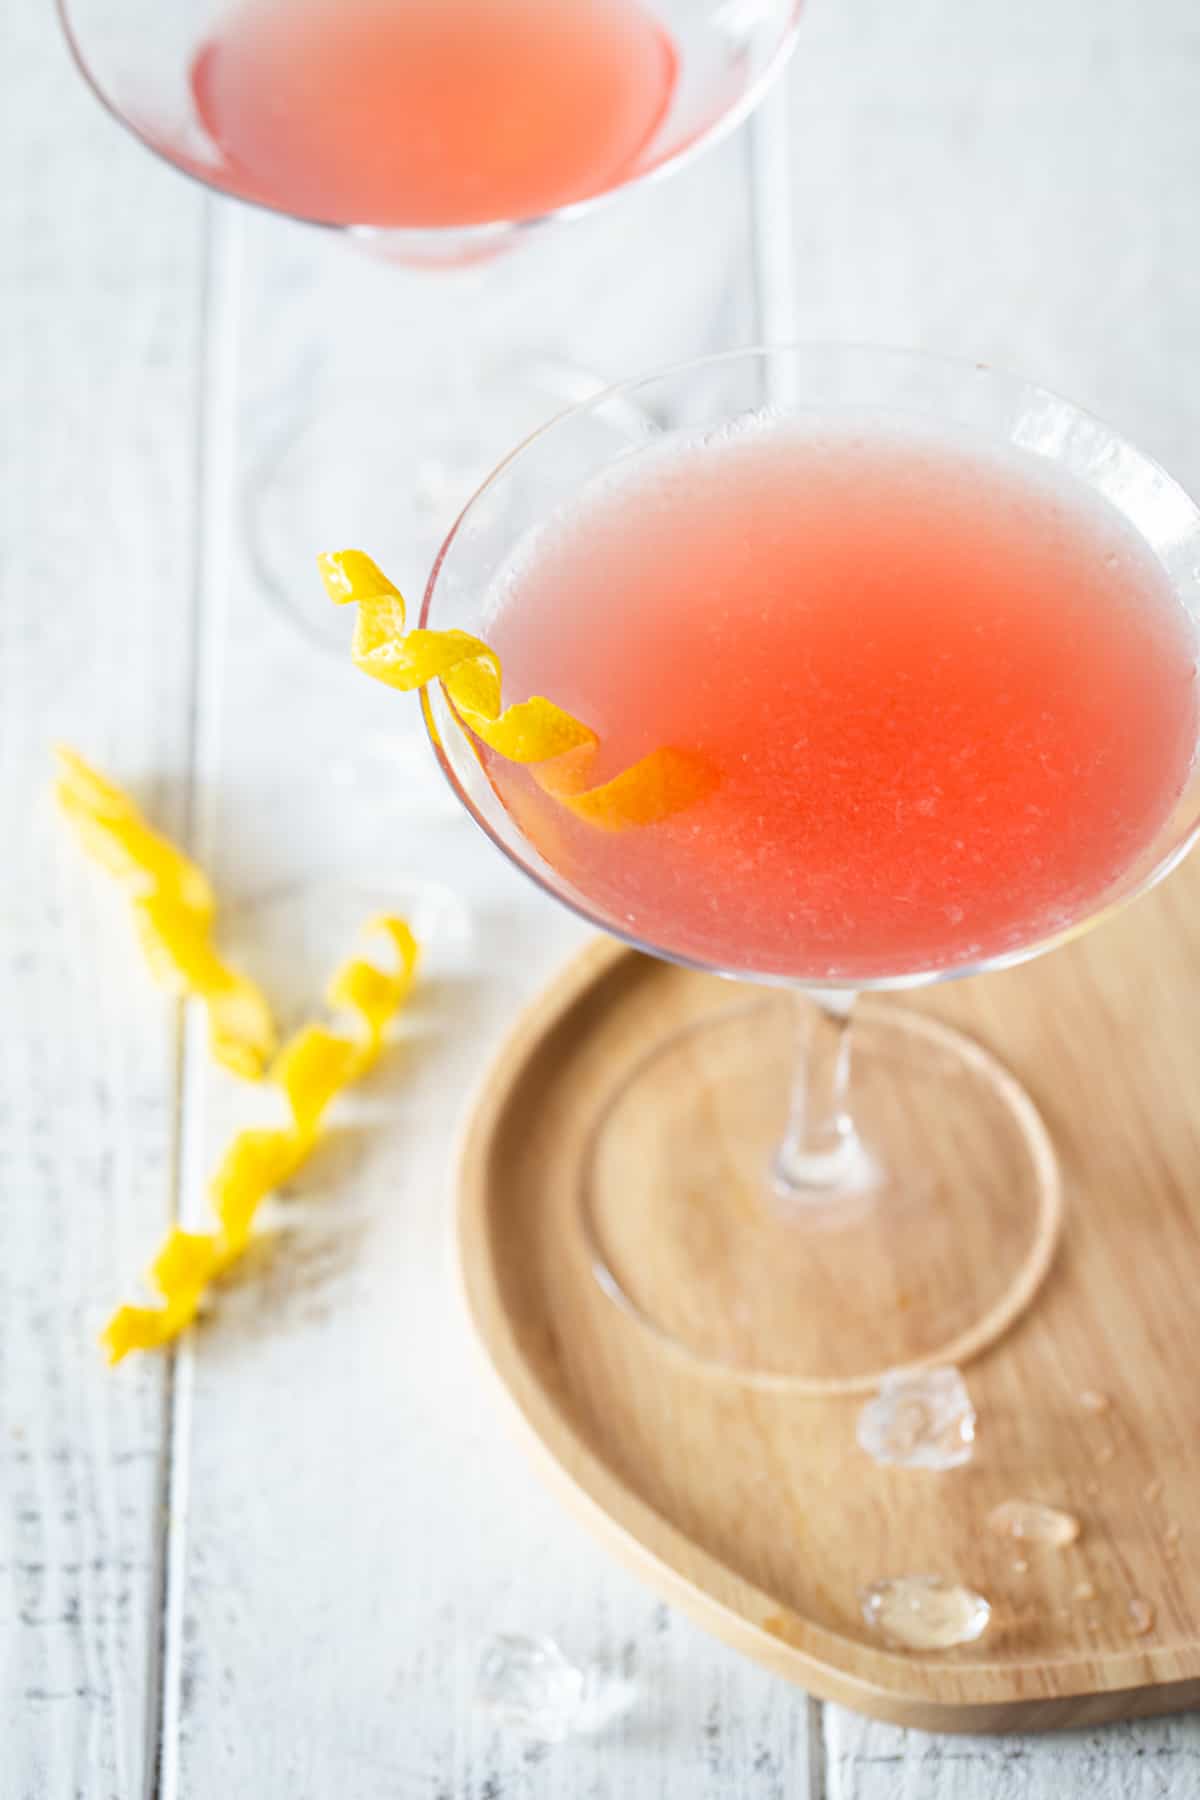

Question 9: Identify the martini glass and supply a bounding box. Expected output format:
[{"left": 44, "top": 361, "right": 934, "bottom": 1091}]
[
  {"left": 57, "top": 0, "right": 803, "bottom": 649},
  {"left": 418, "top": 345, "right": 1200, "bottom": 1393}
]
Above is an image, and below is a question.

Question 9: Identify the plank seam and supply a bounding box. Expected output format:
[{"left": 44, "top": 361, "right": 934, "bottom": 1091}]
[{"left": 149, "top": 194, "right": 244, "bottom": 1800}]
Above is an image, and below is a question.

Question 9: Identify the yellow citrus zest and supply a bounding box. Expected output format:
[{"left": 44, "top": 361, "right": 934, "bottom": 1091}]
[
  {"left": 101, "top": 916, "right": 418, "bottom": 1364},
  {"left": 54, "top": 747, "right": 276, "bottom": 1080},
  {"left": 319, "top": 550, "right": 715, "bottom": 831}
]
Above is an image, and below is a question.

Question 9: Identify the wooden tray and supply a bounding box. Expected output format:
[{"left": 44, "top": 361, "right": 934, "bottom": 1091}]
[{"left": 456, "top": 859, "right": 1200, "bottom": 1733}]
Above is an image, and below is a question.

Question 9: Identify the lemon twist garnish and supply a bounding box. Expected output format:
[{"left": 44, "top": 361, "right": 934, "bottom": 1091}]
[
  {"left": 318, "top": 550, "right": 714, "bottom": 830},
  {"left": 101, "top": 916, "right": 418, "bottom": 1363},
  {"left": 54, "top": 747, "right": 276, "bottom": 1080}
]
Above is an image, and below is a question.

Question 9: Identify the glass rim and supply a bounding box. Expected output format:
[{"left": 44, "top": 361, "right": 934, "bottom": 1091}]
[
  {"left": 418, "top": 340, "right": 1200, "bottom": 991},
  {"left": 55, "top": 0, "right": 803, "bottom": 244}
]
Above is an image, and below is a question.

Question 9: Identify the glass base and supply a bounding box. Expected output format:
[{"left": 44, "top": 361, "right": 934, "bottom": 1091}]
[{"left": 581, "top": 997, "right": 1061, "bottom": 1393}]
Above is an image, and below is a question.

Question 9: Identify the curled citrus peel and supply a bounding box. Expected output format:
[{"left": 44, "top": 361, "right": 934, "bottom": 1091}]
[
  {"left": 101, "top": 916, "right": 418, "bottom": 1363},
  {"left": 54, "top": 747, "right": 275, "bottom": 1080},
  {"left": 318, "top": 550, "right": 714, "bottom": 830}
]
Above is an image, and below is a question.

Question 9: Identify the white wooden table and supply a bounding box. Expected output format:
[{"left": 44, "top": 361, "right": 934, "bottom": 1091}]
[{"left": 6, "top": 0, "right": 1200, "bottom": 1793}]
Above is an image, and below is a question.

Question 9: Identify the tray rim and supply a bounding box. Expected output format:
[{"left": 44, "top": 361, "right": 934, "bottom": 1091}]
[{"left": 455, "top": 935, "right": 1200, "bottom": 1734}]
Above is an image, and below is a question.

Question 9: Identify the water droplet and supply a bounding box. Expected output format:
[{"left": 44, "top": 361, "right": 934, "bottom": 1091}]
[
  {"left": 1012, "top": 1558, "right": 1029, "bottom": 1574},
  {"left": 475, "top": 1635, "right": 585, "bottom": 1742},
  {"left": 1079, "top": 1389, "right": 1110, "bottom": 1414},
  {"left": 987, "top": 1499, "right": 1081, "bottom": 1546},
  {"left": 860, "top": 1575, "right": 990, "bottom": 1650},
  {"left": 1144, "top": 1478, "right": 1163, "bottom": 1503},
  {"left": 856, "top": 1366, "right": 975, "bottom": 1470},
  {"left": 1127, "top": 1596, "right": 1155, "bottom": 1637},
  {"left": 1074, "top": 1580, "right": 1096, "bottom": 1601}
]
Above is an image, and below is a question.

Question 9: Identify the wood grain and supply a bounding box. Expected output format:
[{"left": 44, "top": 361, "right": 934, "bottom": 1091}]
[
  {"left": 1, "top": 5, "right": 206, "bottom": 1794},
  {"left": 459, "top": 855, "right": 1200, "bottom": 1733}
]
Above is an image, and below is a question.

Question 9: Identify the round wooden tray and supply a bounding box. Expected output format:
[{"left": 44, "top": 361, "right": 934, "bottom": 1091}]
[{"left": 456, "top": 862, "right": 1200, "bottom": 1733}]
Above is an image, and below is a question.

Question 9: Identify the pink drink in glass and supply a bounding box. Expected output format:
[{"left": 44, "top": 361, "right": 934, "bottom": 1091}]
[
  {"left": 190, "top": 0, "right": 677, "bottom": 227},
  {"left": 482, "top": 417, "right": 1198, "bottom": 980}
]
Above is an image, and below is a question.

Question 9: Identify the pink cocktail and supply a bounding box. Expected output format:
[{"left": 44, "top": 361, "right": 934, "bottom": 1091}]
[
  {"left": 191, "top": 0, "right": 677, "bottom": 229},
  {"left": 421, "top": 348, "right": 1200, "bottom": 1387},
  {"left": 483, "top": 416, "right": 1197, "bottom": 981},
  {"left": 59, "top": 0, "right": 802, "bottom": 647},
  {"left": 59, "top": 0, "right": 799, "bottom": 249}
]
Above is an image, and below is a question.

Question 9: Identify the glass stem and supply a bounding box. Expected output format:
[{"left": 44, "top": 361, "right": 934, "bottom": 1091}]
[{"left": 772, "top": 989, "right": 867, "bottom": 1197}]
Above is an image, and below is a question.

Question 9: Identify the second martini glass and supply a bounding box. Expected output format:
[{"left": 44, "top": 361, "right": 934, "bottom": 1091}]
[
  {"left": 58, "top": 0, "right": 803, "bottom": 650},
  {"left": 411, "top": 345, "right": 1200, "bottom": 1393}
]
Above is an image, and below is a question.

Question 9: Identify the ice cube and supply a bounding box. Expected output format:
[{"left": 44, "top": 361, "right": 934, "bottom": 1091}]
[
  {"left": 475, "top": 1634, "right": 585, "bottom": 1743},
  {"left": 860, "top": 1574, "right": 990, "bottom": 1650},
  {"left": 856, "top": 1366, "right": 975, "bottom": 1470}
]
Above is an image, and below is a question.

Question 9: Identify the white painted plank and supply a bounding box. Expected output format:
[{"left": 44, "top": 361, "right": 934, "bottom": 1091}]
[
  {"left": 784, "top": 0, "right": 1200, "bottom": 1788},
  {"left": 143, "top": 127, "right": 819, "bottom": 1798},
  {"left": 825, "top": 1713, "right": 1200, "bottom": 1800},
  {"left": 1, "top": 4, "right": 206, "bottom": 1795},
  {"left": 786, "top": 0, "right": 1200, "bottom": 489},
  {"left": 167, "top": 870, "right": 820, "bottom": 1800}
]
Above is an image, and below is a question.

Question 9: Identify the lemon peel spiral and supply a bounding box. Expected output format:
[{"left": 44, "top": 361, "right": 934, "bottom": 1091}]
[
  {"left": 54, "top": 747, "right": 276, "bottom": 1079},
  {"left": 319, "top": 550, "right": 714, "bottom": 830},
  {"left": 101, "top": 916, "right": 418, "bottom": 1363}
]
